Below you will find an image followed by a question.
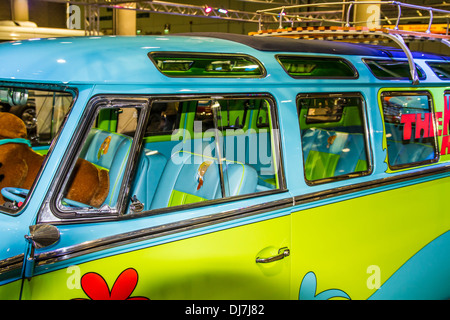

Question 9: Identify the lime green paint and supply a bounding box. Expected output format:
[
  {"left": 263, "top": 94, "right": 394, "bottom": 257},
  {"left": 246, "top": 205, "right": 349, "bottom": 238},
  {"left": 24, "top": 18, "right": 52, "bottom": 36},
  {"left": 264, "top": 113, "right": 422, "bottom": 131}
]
[
  {"left": 291, "top": 175, "right": 450, "bottom": 300},
  {"left": 32, "top": 149, "right": 49, "bottom": 156},
  {"left": 21, "top": 215, "right": 291, "bottom": 300},
  {"left": 97, "top": 109, "right": 118, "bottom": 132},
  {"left": 354, "top": 159, "right": 367, "bottom": 172},
  {"left": 304, "top": 150, "right": 340, "bottom": 181},
  {"left": 266, "top": 102, "right": 280, "bottom": 189},
  {"left": 168, "top": 189, "right": 207, "bottom": 206},
  {"left": 262, "top": 177, "right": 276, "bottom": 186},
  {"left": 0, "top": 280, "right": 22, "bottom": 300}
]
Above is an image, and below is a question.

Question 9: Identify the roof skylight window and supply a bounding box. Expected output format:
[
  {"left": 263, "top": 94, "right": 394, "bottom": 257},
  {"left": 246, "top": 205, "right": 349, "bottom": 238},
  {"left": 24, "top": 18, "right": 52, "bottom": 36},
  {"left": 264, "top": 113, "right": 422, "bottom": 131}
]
[
  {"left": 149, "top": 52, "right": 265, "bottom": 77},
  {"left": 277, "top": 55, "right": 358, "bottom": 79}
]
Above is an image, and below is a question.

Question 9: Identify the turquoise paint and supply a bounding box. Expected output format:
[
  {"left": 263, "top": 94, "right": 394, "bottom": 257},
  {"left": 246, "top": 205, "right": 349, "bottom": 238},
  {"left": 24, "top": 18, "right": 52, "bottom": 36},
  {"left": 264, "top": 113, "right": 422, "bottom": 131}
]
[
  {"left": 297, "top": 231, "right": 450, "bottom": 300},
  {"left": 369, "top": 231, "right": 450, "bottom": 300},
  {"left": 299, "top": 272, "right": 351, "bottom": 300}
]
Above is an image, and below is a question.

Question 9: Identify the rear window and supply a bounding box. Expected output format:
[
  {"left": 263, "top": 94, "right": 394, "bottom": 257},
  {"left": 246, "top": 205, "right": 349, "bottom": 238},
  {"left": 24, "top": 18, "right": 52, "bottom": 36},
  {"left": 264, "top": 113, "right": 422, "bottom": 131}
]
[
  {"left": 298, "top": 92, "right": 371, "bottom": 184},
  {"left": 364, "top": 59, "right": 426, "bottom": 80},
  {"left": 426, "top": 61, "right": 450, "bottom": 80},
  {"left": 149, "top": 52, "right": 265, "bottom": 77},
  {"left": 277, "top": 56, "right": 357, "bottom": 79},
  {"left": 381, "top": 91, "right": 438, "bottom": 169}
]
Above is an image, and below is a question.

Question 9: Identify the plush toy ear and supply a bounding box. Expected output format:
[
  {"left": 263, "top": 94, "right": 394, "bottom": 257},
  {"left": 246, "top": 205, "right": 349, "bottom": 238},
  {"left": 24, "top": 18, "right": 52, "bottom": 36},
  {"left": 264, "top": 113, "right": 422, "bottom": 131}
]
[
  {"left": 89, "top": 169, "right": 110, "bottom": 208},
  {"left": 0, "top": 113, "right": 27, "bottom": 139},
  {"left": 65, "top": 159, "right": 110, "bottom": 207}
]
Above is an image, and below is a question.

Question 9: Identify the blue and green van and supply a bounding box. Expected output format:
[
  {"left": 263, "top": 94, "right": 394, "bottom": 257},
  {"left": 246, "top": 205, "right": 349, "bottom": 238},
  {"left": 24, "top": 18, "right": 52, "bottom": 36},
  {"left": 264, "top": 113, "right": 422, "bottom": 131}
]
[{"left": 0, "top": 32, "right": 448, "bottom": 300}]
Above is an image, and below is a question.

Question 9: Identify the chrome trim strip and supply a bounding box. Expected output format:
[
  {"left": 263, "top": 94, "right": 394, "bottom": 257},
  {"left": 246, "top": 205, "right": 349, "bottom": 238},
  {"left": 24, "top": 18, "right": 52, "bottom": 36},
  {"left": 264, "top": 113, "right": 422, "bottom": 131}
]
[
  {"left": 294, "top": 163, "right": 450, "bottom": 208},
  {"left": 0, "top": 254, "right": 24, "bottom": 276},
  {"left": 34, "top": 197, "right": 293, "bottom": 267}
]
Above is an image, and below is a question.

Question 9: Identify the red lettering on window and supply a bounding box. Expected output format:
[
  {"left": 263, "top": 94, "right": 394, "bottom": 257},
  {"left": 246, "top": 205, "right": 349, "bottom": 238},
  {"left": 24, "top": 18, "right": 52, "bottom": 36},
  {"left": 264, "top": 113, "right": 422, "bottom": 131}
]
[
  {"left": 415, "top": 113, "right": 430, "bottom": 139},
  {"left": 400, "top": 113, "right": 416, "bottom": 140},
  {"left": 441, "top": 135, "right": 450, "bottom": 155},
  {"left": 443, "top": 96, "right": 450, "bottom": 136}
]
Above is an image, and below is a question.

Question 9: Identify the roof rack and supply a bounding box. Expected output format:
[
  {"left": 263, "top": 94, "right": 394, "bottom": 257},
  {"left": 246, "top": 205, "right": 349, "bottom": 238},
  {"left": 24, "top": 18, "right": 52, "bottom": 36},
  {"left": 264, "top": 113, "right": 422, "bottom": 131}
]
[{"left": 250, "top": 1, "right": 450, "bottom": 85}]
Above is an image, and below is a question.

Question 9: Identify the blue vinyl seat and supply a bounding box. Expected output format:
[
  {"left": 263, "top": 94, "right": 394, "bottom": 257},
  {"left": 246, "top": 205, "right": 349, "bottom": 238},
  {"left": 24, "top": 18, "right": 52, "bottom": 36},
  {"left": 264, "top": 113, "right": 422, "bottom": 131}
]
[
  {"left": 150, "top": 143, "right": 258, "bottom": 209},
  {"left": 80, "top": 128, "right": 133, "bottom": 207}
]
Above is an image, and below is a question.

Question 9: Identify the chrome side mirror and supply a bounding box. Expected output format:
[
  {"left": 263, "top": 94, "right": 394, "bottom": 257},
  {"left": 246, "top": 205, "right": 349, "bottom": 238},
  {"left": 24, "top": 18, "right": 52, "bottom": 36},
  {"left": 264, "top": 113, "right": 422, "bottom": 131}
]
[{"left": 25, "top": 224, "right": 60, "bottom": 249}]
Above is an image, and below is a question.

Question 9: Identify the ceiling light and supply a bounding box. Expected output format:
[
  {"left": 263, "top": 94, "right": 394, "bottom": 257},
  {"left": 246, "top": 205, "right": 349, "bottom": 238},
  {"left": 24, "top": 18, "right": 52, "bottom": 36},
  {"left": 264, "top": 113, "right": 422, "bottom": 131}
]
[{"left": 204, "top": 5, "right": 213, "bottom": 14}]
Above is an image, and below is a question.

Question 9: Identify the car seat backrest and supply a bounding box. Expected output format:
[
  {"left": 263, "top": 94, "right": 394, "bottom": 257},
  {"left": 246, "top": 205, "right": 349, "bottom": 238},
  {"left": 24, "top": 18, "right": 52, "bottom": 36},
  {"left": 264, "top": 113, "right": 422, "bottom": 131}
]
[
  {"left": 127, "top": 148, "right": 167, "bottom": 211},
  {"left": 301, "top": 128, "right": 367, "bottom": 181},
  {"left": 150, "top": 142, "right": 257, "bottom": 209},
  {"left": 80, "top": 128, "right": 132, "bottom": 207}
]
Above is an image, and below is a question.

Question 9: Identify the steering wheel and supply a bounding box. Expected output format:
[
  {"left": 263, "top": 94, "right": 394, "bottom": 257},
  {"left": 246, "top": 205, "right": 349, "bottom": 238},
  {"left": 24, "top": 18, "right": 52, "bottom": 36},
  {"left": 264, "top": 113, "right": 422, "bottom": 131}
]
[
  {"left": 1, "top": 187, "right": 89, "bottom": 208},
  {"left": 1, "top": 187, "right": 28, "bottom": 203}
]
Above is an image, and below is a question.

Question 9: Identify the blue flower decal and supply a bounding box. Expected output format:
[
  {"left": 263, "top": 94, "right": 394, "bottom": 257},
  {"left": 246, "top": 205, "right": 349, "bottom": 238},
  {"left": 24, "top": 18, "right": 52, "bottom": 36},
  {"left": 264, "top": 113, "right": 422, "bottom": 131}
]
[{"left": 299, "top": 272, "right": 351, "bottom": 300}]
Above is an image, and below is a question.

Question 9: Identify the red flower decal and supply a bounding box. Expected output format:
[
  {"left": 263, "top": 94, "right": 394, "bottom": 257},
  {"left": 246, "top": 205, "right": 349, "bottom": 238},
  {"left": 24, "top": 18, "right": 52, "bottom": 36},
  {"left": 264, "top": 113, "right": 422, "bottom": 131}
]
[{"left": 77, "top": 268, "right": 149, "bottom": 300}]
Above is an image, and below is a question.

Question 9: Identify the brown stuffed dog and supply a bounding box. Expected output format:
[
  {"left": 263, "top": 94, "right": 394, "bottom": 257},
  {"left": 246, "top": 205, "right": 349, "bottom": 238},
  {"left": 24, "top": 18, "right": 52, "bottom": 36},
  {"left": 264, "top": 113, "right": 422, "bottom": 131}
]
[{"left": 0, "top": 112, "right": 109, "bottom": 207}]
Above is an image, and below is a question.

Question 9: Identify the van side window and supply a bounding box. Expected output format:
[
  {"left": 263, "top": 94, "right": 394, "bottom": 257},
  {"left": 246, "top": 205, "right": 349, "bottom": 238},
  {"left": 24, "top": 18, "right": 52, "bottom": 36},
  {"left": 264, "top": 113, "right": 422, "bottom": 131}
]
[
  {"left": 55, "top": 95, "right": 282, "bottom": 218},
  {"left": 278, "top": 56, "right": 357, "bottom": 79},
  {"left": 137, "top": 97, "right": 281, "bottom": 212},
  {"left": 0, "top": 87, "right": 74, "bottom": 213},
  {"left": 298, "top": 93, "right": 370, "bottom": 183},
  {"left": 149, "top": 52, "right": 265, "bottom": 78},
  {"left": 57, "top": 104, "right": 145, "bottom": 216},
  {"left": 426, "top": 61, "right": 450, "bottom": 80},
  {"left": 381, "top": 91, "right": 438, "bottom": 169},
  {"left": 364, "top": 59, "right": 426, "bottom": 80}
]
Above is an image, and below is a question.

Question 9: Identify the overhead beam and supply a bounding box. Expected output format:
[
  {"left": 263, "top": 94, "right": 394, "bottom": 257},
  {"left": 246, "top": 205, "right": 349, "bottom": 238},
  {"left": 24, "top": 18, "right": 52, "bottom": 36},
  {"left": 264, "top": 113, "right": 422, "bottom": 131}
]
[{"left": 40, "top": 0, "right": 266, "bottom": 23}]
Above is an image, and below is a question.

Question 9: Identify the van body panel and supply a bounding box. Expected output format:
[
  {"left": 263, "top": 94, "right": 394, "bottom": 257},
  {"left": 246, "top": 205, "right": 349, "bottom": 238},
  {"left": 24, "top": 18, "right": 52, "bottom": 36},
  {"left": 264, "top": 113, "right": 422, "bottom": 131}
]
[
  {"left": 22, "top": 214, "right": 291, "bottom": 300},
  {"left": 0, "top": 35, "right": 448, "bottom": 300}
]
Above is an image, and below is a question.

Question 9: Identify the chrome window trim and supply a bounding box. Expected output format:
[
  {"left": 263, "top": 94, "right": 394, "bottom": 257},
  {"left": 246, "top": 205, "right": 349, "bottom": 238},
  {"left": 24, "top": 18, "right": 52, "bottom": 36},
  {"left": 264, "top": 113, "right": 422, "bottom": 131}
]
[{"left": 0, "top": 254, "right": 24, "bottom": 278}]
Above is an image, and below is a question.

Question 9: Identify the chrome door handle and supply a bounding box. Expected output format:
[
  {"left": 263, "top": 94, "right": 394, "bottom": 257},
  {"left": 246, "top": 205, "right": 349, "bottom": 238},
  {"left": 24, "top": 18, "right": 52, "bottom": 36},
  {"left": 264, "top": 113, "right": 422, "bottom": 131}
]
[{"left": 256, "top": 247, "right": 290, "bottom": 263}]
